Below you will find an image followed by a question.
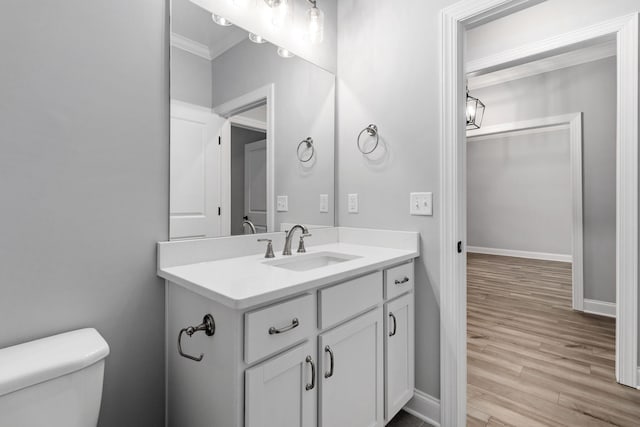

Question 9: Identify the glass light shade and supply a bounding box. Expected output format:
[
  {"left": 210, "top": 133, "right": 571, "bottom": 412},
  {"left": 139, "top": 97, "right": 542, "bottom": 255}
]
[
  {"left": 307, "top": 5, "right": 324, "bottom": 44},
  {"left": 466, "top": 92, "right": 485, "bottom": 130},
  {"left": 277, "top": 46, "right": 294, "bottom": 58},
  {"left": 269, "top": 0, "right": 288, "bottom": 27},
  {"left": 212, "top": 14, "right": 232, "bottom": 26},
  {"left": 249, "top": 33, "right": 267, "bottom": 44},
  {"left": 264, "top": 0, "right": 283, "bottom": 6},
  {"left": 232, "top": 0, "right": 251, "bottom": 8}
]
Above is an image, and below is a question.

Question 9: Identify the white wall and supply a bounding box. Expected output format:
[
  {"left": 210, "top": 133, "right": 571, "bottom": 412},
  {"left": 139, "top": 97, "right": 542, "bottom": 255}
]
[
  {"left": 212, "top": 39, "right": 336, "bottom": 229},
  {"left": 467, "top": 129, "right": 572, "bottom": 256},
  {"left": 0, "top": 1, "right": 168, "bottom": 425},
  {"left": 171, "top": 47, "right": 213, "bottom": 108},
  {"left": 470, "top": 58, "right": 617, "bottom": 303}
]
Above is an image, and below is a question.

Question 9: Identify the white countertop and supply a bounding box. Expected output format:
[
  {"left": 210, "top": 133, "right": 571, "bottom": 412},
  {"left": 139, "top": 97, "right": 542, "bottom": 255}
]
[{"left": 158, "top": 242, "right": 418, "bottom": 310}]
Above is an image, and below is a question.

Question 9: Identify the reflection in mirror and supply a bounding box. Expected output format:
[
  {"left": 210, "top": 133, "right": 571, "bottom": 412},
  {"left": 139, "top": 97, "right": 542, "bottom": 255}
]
[{"left": 170, "top": 0, "right": 335, "bottom": 240}]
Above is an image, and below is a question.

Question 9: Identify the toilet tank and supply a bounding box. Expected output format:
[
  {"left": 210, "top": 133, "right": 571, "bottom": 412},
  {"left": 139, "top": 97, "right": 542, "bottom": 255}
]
[{"left": 0, "top": 328, "right": 110, "bottom": 427}]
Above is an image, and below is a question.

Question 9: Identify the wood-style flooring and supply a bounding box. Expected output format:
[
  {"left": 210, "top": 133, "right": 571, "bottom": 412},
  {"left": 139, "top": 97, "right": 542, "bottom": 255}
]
[{"left": 467, "top": 253, "right": 640, "bottom": 426}]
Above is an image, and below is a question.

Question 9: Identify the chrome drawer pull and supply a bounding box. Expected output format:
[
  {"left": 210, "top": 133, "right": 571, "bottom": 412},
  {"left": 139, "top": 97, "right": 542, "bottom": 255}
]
[
  {"left": 305, "top": 356, "right": 316, "bottom": 391},
  {"left": 324, "top": 345, "right": 334, "bottom": 378},
  {"left": 269, "top": 318, "right": 299, "bottom": 335},
  {"left": 394, "top": 276, "right": 410, "bottom": 285},
  {"left": 389, "top": 312, "right": 397, "bottom": 337}
]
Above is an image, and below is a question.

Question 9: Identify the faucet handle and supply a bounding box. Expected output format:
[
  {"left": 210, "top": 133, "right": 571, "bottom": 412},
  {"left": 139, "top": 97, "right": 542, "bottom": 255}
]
[
  {"left": 297, "top": 234, "right": 312, "bottom": 253},
  {"left": 257, "top": 239, "right": 275, "bottom": 259}
]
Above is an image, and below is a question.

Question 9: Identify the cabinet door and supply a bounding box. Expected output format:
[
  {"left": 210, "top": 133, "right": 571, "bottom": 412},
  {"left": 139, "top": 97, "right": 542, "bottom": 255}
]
[
  {"left": 245, "top": 341, "right": 317, "bottom": 427},
  {"left": 384, "top": 292, "right": 415, "bottom": 422},
  {"left": 319, "top": 308, "right": 383, "bottom": 427}
]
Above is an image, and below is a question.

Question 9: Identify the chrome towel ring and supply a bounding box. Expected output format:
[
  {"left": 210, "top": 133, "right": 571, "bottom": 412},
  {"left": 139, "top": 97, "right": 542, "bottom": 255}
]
[
  {"left": 297, "top": 137, "right": 315, "bottom": 162},
  {"left": 357, "top": 124, "right": 379, "bottom": 154}
]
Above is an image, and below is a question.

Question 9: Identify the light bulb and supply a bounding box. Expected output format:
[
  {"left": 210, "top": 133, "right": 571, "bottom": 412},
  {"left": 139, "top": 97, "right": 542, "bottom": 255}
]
[
  {"left": 212, "top": 14, "right": 232, "bottom": 26},
  {"left": 249, "top": 33, "right": 267, "bottom": 44},
  {"left": 277, "top": 46, "right": 294, "bottom": 58},
  {"left": 307, "top": 4, "right": 324, "bottom": 44},
  {"left": 269, "top": 0, "right": 288, "bottom": 27}
]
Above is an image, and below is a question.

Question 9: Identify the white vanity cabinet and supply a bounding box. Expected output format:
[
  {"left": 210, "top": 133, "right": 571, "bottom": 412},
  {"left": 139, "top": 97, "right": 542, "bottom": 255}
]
[{"left": 165, "top": 259, "right": 415, "bottom": 427}]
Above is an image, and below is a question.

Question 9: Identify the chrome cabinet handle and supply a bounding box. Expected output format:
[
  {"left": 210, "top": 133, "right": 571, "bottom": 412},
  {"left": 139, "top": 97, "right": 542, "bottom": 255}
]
[
  {"left": 305, "top": 356, "right": 316, "bottom": 391},
  {"left": 324, "top": 345, "right": 334, "bottom": 378},
  {"left": 389, "top": 312, "right": 397, "bottom": 337},
  {"left": 269, "top": 318, "right": 299, "bottom": 335},
  {"left": 394, "top": 276, "right": 410, "bottom": 285}
]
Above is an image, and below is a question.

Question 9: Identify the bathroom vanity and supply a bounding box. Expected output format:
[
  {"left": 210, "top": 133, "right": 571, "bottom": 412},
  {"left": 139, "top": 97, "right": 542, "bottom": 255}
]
[{"left": 158, "top": 227, "right": 419, "bottom": 427}]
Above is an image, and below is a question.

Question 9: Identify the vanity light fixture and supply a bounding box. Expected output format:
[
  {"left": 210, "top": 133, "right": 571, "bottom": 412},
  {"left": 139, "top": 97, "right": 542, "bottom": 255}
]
[
  {"left": 249, "top": 33, "right": 267, "bottom": 44},
  {"left": 466, "top": 86, "right": 485, "bottom": 130},
  {"left": 264, "top": 0, "right": 288, "bottom": 27},
  {"left": 277, "top": 46, "right": 294, "bottom": 58},
  {"left": 306, "top": 0, "right": 324, "bottom": 44},
  {"left": 212, "top": 14, "right": 232, "bottom": 26}
]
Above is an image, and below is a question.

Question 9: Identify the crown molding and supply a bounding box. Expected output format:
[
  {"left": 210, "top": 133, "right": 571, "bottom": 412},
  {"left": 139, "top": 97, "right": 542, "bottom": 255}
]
[{"left": 170, "top": 32, "right": 213, "bottom": 60}]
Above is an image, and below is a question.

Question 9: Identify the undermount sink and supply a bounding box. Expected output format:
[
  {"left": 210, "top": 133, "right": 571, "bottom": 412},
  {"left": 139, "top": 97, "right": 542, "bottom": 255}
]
[{"left": 265, "top": 251, "right": 361, "bottom": 272}]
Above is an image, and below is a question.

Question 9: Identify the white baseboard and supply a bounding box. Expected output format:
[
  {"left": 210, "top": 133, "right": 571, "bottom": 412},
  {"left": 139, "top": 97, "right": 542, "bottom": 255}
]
[
  {"left": 637, "top": 367, "right": 640, "bottom": 389},
  {"left": 583, "top": 299, "right": 616, "bottom": 318},
  {"left": 403, "top": 389, "right": 440, "bottom": 427},
  {"left": 466, "top": 246, "right": 572, "bottom": 263}
]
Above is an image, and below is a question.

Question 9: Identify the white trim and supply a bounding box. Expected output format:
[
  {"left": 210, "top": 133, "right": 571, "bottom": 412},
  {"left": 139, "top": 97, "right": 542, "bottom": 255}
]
[
  {"left": 468, "top": 40, "right": 616, "bottom": 90},
  {"left": 467, "top": 113, "right": 584, "bottom": 311},
  {"left": 403, "top": 389, "right": 441, "bottom": 427},
  {"left": 440, "top": 4, "right": 640, "bottom": 425},
  {"left": 583, "top": 299, "right": 617, "bottom": 318},
  {"left": 466, "top": 246, "right": 572, "bottom": 263},
  {"left": 230, "top": 116, "right": 267, "bottom": 132},
  {"left": 170, "top": 32, "right": 212, "bottom": 60},
  {"left": 637, "top": 367, "right": 640, "bottom": 389},
  {"left": 214, "top": 85, "right": 276, "bottom": 234}
]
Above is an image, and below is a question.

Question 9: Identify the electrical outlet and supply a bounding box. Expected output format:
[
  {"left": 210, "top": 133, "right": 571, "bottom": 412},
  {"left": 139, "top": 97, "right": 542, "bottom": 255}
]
[
  {"left": 320, "top": 194, "right": 329, "bottom": 213},
  {"left": 348, "top": 193, "right": 359, "bottom": 213},
  {"left": 277, "top": 195, "right": 288, "bottom": 212},
  {"left": 410, "top": 192, "right": 433, "bottom": 216}
]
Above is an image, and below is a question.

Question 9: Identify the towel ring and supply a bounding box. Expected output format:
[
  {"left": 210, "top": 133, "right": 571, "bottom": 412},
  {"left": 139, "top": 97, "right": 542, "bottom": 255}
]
[
  {"left": 297, "top": 137, "right": 315, "bottom": 162},
  {"left": 357, "top": 124, "right": 379, "bottom": 154}
]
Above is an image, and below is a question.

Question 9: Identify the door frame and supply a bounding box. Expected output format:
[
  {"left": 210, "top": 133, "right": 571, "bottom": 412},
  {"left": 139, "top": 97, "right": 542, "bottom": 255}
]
[
  {"left": 214, "top": 84, "right": 275, "bottom": 234},
  {"left": 466, "top": 113, "right": 584, "bottom": 311},
  {"left": 439, "top": 3, "right": 639, "bottom": 425}
]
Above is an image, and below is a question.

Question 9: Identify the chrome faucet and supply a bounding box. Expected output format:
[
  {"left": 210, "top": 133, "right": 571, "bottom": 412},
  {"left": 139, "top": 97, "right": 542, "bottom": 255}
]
[
  {"left": 282, "top": 224, "right": 309, "bottom": 255},
  {"left": 242, "top": 217, "right": 257, "bottom": 234}
]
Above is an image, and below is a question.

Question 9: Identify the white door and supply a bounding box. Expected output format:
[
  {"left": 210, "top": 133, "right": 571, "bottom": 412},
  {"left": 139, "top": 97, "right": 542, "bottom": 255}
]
[
  {"left": 244, "top": 139, "right": 267, "bottom": 233},
  {"left": 245, "top": 341, "right": 317, "bottom": 427},
  {"left": 384, "top": 292, "right": 415, "bottom": 422},
  {"left": 319, "top": 308, "right": 383, "bottom": 427},
  {"left": 170, "top": 101, "right": 225, "bottom": 239}
]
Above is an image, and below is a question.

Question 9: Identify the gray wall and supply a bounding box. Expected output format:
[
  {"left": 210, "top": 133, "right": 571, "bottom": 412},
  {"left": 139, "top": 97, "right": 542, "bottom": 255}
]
[
  {"left": 171, "top": 46, "right": 213, "bottom": 108},
  {"left": 212, "top": 40, "right": 336, "bottom": 230},
  {"left": 337, "top": 0, "right": 460, "bottom": 398},
  {"left": 230, "top": 126, "right": 266, "bottom": 235},
  {"left": 471, "top": 58, "right": 617, "bottom": 303},
  {"left": 0, "top": 1, "right": 168, "bottom": 426},
  {"left": 467, "top": 129, "right": 573, "bottom": 255}
]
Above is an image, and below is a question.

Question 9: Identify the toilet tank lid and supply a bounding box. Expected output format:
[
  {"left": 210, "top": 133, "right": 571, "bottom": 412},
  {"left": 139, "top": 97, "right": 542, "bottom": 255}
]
[{"left": 0, "top": 328, "right": 110, "bottom": 397}]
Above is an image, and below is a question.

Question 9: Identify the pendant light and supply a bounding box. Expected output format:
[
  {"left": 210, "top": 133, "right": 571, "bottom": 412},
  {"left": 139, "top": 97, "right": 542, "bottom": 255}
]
[
  {"left": 306, "top": 0, "right": 324, "bottom": 44},
  {"left": 466, "top": 86, "right": 485, "bottom": 130}
]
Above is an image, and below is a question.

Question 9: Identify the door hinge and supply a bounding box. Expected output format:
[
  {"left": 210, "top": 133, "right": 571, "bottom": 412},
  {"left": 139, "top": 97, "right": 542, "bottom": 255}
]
[
  {"left": 218, "top": 207, "right": 221, "bottom": 216},
  {"left": 218, "top": 136, "right": 221, "bottom": 145},
  {"left": 457, "top": 241, "right": 463, "bottom": 254}
]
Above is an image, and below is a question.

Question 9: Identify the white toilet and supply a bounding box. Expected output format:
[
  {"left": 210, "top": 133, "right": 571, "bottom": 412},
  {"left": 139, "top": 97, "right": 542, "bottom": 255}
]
[{"left": 0, "top": 328, "right": 110, "bottom": 427}]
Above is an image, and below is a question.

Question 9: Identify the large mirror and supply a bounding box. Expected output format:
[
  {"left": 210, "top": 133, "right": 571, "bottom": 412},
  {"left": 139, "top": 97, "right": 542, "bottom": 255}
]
[{"left": 170, "top": 0, "right": 335, "bottom": 240}]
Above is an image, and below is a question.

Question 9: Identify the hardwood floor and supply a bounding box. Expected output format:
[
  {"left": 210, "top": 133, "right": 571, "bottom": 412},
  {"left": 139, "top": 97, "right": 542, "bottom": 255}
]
[{"left": 467, "top": 253, "right": 640, "bottom": 427}]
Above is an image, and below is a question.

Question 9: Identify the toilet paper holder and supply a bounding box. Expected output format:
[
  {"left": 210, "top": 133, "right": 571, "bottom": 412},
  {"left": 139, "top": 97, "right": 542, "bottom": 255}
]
[{"left": 178, "top": 314, "right": 216, "bottom": 362}]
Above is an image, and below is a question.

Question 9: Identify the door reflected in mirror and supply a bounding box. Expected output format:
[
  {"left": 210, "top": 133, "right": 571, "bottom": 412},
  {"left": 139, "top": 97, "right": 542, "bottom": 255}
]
[{"left": 170, "top": 0, "right": 335, "bottom": 240}]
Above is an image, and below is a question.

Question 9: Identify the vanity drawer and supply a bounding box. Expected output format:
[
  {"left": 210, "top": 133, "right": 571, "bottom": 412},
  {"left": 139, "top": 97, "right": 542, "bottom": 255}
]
[
  {"left": 384, "top": 261, "right": 414, "bottom": 300},
  {"left": 318, "top": 271, "right": 383, "bottom": 330},
  {"left": 244, "top": 293, "right": 315, "bottom": 364}
]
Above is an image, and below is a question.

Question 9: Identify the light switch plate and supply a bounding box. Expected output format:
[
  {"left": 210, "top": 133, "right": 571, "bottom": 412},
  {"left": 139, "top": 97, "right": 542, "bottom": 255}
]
[
  {"left": 277, "top": 195, "right": 288, "bottom": 212},
  {"left": 320, "top": 194, "right": 329, "bottom": 213},
  {"left": 410, "top": 192, "right": 433, "bottom": 216},
  {"left": 348, "top": 193, "right": 359, "bottom": 213}
]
